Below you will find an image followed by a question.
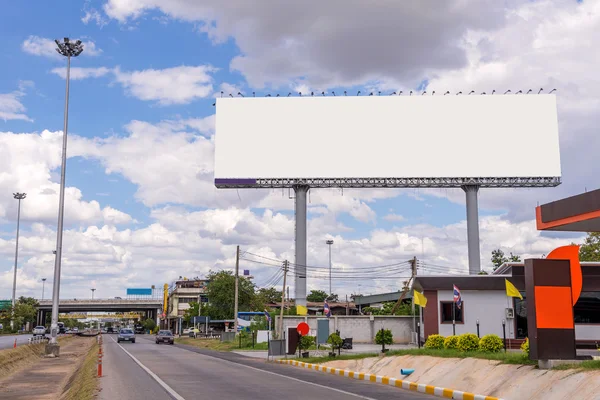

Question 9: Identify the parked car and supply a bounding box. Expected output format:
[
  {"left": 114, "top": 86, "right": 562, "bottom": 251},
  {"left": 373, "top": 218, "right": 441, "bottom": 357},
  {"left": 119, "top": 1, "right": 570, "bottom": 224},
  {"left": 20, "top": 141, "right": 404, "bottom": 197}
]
[
  {"left": 117, "top": 328, "right": 136, "bottom": 343},
  {"left": 155, "top": 330, "right": 174, "bottom": 345},
  {"left": 32, "top": 326, "right": 46, "bottom": 336}
]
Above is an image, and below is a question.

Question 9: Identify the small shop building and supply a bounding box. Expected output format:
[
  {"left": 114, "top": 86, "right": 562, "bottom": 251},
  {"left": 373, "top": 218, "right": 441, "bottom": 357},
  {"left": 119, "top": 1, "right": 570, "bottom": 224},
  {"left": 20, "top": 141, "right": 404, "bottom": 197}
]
[{"left": 413, "top": 262, "right": 600, "bottom": 348}]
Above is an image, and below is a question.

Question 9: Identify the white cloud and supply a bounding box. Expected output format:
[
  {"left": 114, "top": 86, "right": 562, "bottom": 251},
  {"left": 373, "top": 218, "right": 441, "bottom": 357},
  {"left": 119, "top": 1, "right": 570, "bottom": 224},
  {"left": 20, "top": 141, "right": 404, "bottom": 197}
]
[
  {"left": 82, "top": 8, "right": 109, "bottom": 27},
  {"left": 0, "top": 130, "right": 133, "bottom": 226},
  {"left": 383, "top": 213, "right": 405, "bottom": 222},
  {"left": 101, "top": 0, "right": 507, "bottom": 89},
  {"left": 21, "top": 36, "right": 102, "bottom": 59},
  {"left": 113, "top": 65, "right": 216, "bottom": 105},
  {"left": 50, "top": 67, "right": 112, "bottom": 80},
  {"left": 0, "top": 83, "right": 32, "bottom": 122}
]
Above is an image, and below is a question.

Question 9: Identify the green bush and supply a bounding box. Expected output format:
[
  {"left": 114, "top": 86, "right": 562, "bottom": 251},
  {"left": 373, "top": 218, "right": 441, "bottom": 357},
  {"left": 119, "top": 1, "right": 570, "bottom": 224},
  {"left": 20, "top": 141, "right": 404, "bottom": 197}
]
[
  {"left": 299, "top": 335, "right": 315, "bottom": 350},
  {"left": 327, "top": 333, "right": 343, "bottom": 349},
  {"left": 424, "top": 334, "right": 445, "bottom": 349},
  {"left": 457, "top": 333, "right": 479, "bottom": 352},
  {"left": 521, "top": 337, "right": 529, "bottom": 356},
  {"left": 375, "top": 329, "right": 393, "bottom": 346},
  {"left": 443, "top": 335, "right": 459, "bottom": 350},
  {"left": 478, "top": 334, "right": 504, "bottom": 353}
]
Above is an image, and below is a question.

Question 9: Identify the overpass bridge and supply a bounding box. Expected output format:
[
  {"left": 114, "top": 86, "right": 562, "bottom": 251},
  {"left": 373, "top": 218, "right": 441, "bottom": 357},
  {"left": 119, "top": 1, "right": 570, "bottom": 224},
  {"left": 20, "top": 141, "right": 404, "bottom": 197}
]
[{"left": 36, "top": 299, "right": 163, "bottom": 326}]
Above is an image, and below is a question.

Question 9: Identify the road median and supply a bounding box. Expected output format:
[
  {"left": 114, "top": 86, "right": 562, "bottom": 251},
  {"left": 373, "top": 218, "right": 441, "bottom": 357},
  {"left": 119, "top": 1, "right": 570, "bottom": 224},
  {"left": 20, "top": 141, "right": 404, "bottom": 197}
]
[
  {"left": 0, "top": 336, "right": 94, "bottom": 400},
  {"left": 277, "top": 358, "right": 503, "bottom": 400}
]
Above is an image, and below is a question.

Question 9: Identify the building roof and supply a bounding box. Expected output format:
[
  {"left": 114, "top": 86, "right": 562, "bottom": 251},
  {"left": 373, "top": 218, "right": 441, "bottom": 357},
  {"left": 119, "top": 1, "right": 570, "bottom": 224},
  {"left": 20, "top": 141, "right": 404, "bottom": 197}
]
[
  {"left": 414, "top": 274, "right": 513, "bottom": 291},
  {"left": 536, "top": 188, "right": 600, "bottom": 232}
]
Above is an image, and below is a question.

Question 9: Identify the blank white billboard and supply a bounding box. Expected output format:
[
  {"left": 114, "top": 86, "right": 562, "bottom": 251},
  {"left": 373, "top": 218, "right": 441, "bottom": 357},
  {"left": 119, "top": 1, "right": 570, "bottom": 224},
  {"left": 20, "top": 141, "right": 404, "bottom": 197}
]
[{"left": 214, "top": 95, "right": 560, "bottom": 185}]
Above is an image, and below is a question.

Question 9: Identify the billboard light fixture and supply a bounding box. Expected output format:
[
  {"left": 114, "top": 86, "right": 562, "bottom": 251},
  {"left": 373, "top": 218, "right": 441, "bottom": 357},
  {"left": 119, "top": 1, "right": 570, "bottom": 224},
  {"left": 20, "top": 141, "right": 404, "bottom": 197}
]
[{"left": 212, "top": 88, "right": 557, "bottom": 106}]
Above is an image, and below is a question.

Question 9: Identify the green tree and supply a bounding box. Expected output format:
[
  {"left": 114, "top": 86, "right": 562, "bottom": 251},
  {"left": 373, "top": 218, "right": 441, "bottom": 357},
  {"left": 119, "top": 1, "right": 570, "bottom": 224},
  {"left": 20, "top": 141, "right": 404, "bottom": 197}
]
[
  {"left": 362, "top": 301, "right": 414, "bottom": 316},
  {"left": 579, "top": 232, "right": 600, "bottom": 261},
  {"left": 307, "top": 290, "right": 328, "bottom": 302},
  {"left": 204, "top": 270, "right": 260, "bottom": 320},
  {"left": 143, "top": 318, "right": 157, "bottom": 332},
  {"left": 491, "top": 249, "right": 521, "bottom": 271},
  {"left": 183, "top": 302, "right": 200, "bottom": 324},
  {"left": 327, "top": 293, "right": 339, "bottom": 302},
  {"left": 13, "top": 297, "right": 38, "bottom": 329},
  {"left": 256, "top": 287, "right": 282, "bottom": 305}
]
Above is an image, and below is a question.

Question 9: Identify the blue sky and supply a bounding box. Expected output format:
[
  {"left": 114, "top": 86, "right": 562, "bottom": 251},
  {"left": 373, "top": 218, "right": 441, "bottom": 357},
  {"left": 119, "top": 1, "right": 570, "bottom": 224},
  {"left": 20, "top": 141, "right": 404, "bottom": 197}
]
[{"left": 0, "top": 0, "right": 592, "bottom": 299}]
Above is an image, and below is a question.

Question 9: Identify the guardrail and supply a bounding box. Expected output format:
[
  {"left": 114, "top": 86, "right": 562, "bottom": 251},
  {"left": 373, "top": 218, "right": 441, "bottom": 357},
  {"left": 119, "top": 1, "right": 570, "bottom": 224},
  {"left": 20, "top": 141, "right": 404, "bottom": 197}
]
[{"left": 28, "top": 335, "right": 49, "bottom": 345}]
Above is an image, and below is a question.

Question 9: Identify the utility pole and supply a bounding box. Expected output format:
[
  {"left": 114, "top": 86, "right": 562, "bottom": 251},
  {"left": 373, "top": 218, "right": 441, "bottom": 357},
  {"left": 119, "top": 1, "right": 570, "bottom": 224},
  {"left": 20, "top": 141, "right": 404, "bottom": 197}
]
[
  {"left": 286, "top": 286, "right": 290, "bottom": 306},
  {"left": 410, "top": 256, "right": 417, "bottom": 344},
  {"left": 278, "top": 260, "right": 289, "bottom": 339},
  {"left": 391, "top": 256, "right": 418, "bottom": 315},
  {"left": 233, "top": 245, "right": 240, "bottom": 334}
]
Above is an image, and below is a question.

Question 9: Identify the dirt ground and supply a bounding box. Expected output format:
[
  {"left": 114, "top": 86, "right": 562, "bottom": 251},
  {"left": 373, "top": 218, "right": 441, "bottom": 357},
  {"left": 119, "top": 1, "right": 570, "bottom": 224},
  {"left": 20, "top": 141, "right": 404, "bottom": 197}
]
[{"left": 0, "top": 336, "right": 95, "bottom": 400}]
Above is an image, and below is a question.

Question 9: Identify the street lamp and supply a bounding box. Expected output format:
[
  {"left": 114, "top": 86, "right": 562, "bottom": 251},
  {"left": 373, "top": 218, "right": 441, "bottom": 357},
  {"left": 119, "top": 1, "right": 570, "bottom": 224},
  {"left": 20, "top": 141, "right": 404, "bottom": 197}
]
[
  {"left": 47, "top": 37, "right": 84, "bottom": 355},
  {"left": 11, "top": 192, "right": 26, "bottom": 330},
  {"left": 91, "top": 288, "right": 96, "bottom": 300},
  {"left": 41, "top": 278, "right": 47, "bottom": 301},
  {"left": 326, "top": 239, "right": 334, "bottom": 296}
]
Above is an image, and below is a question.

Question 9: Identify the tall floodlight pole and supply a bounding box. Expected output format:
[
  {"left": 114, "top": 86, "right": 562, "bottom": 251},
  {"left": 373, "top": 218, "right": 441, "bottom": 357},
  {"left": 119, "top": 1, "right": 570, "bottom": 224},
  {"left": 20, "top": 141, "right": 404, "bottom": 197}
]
[
  {"left": 326, "top": 240, "right": 334, "bottom": 296},
  {"left": 41, "top": 278, "right": 47, "bottom": 301},
  {"left": 11, "top": 192, "right": 26, "bottom": 330},
  {"left": 47, "top": 38, "right": 83, "bottom": 355}
]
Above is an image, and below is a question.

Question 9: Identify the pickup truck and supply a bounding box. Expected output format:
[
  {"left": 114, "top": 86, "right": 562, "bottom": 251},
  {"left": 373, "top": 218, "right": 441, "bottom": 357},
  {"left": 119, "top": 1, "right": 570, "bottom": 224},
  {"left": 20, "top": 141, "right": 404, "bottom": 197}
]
[{"left": 32, "top": 326, "right": 46, "bottom": 336}]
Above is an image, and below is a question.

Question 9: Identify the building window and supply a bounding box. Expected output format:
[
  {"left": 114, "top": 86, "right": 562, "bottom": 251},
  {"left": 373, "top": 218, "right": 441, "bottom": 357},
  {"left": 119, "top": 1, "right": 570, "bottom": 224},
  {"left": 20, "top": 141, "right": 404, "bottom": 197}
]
[
  {"left": 178, "top": 297, "right": 197, "bottom": 304},
  {"left": 440, "top": 301, "right": 464, "bottom": 324},
  {"left": 574, "top": 292, "right": 600, "bottom": 324}
]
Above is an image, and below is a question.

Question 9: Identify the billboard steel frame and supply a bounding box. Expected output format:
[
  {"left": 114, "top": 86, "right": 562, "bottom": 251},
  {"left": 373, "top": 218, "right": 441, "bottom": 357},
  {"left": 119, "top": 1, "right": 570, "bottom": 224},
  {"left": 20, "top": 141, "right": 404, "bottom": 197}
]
[{"left": 215, "top": 176, "right": 561, "bottom": 189}]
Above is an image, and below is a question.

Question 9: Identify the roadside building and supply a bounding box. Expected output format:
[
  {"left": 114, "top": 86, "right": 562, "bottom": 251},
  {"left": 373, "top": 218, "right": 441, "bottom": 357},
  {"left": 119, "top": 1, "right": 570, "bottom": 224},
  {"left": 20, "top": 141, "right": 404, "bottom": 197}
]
[
  {"left": 414, "top": 262, "right": 600, "bottom": 348},
  {"left": 267, "top": 301, "right": 359, "bottom": 315},
  {"left": 166, "top": 278, "right": 209, "bottom": 334}
]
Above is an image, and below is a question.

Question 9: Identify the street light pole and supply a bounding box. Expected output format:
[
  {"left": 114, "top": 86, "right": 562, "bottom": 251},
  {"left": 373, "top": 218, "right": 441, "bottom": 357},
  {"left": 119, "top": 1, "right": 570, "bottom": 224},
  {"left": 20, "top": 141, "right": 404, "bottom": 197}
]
[
  {"left": 47, "top": 38, "right": 83, "bottom": 354},
  {"left": 326, "top": 239, "right": 334, "bottom": 296},
  {"left": 42, "top": 278, "right": 47, "bottom": 301},
  {"left": 11, "top": 192, "right": 26, "bottom": 330}
]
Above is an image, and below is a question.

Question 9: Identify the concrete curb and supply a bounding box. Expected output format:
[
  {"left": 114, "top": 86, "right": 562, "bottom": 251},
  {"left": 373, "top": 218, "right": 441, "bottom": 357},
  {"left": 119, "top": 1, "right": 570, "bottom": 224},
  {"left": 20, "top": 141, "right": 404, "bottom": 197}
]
[{"left": 276, "top": 359, "right": 503, "bottom": 400}]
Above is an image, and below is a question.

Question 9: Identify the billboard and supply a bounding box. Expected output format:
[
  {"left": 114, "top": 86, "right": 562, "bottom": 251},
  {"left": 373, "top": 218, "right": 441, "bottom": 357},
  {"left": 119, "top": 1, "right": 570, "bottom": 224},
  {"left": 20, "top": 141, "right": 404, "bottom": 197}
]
[
  {"left": 126, "top": 288, "right": 152, "bottom": 296},
  {"left": 214, "top": 95, "right": 561, "bottom": 188}
]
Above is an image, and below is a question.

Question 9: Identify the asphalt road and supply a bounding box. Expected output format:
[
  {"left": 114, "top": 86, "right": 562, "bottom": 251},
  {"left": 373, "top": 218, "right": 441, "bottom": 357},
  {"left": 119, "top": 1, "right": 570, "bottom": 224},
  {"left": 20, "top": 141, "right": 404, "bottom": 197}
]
[
  {"left": 0, "top": 334, "right": 36, "bottom": 350},
  {"left": 99, "top": 335, "right": 430, "bottom": 400}
]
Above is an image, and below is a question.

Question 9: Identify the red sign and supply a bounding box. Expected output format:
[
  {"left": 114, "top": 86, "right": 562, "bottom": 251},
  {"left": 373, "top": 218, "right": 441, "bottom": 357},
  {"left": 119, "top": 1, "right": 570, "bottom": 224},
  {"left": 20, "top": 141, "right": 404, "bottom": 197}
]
[{"left": 297, "top": 322, "right": 309, "bottom": 336}]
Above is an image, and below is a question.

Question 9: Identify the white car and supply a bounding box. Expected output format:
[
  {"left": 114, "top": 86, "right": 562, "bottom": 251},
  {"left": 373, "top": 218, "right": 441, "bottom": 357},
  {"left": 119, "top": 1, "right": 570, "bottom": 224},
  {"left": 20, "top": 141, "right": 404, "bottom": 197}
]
[{"left": 32, "top": 326, "right": 46, "bottom": 336}]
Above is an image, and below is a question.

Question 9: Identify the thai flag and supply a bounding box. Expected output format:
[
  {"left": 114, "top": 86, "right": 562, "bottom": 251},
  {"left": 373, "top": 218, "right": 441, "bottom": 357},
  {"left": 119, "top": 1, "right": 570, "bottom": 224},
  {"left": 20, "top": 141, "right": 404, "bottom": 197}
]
[
  {"left": 264, "top": 310, "right": 271, "bottom": 323},
  {"left": 324, "top": 300, "right": 331, "bottom": 317},
  {"left": 453, "top": 285, "right": 462, "bottom": 309}
]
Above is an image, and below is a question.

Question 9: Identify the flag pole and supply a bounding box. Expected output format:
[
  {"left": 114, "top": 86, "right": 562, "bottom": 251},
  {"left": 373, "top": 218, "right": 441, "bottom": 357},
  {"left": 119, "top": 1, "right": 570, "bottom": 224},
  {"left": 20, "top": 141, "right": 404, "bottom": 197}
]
[{"left": 452, "top": 301, "right": 456, "bottom": 336}]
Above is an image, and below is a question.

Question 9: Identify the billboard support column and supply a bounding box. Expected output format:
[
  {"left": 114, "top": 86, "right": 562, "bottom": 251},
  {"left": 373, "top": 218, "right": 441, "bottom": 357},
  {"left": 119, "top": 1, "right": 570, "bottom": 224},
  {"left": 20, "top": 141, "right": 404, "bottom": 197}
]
[
  {"left": 463, "top": 185, "right": 481, "bottom": 274},
  {"left": 294, "top": 185, "right": 309, "bottom": 308}
]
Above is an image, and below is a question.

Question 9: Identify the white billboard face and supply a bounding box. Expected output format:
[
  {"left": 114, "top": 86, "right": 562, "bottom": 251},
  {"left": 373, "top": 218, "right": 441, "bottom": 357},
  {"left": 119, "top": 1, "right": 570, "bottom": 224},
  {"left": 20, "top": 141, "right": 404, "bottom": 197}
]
[{"left": 214, "top": 95, "right": 561, "bottom": 187}]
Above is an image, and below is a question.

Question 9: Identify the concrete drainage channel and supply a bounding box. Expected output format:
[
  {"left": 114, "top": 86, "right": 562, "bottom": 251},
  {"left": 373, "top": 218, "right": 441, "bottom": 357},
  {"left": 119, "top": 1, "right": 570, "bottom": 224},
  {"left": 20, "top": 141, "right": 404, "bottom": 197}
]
[{"left": 276, "top": 359, "right": 502, "bottom": 400}]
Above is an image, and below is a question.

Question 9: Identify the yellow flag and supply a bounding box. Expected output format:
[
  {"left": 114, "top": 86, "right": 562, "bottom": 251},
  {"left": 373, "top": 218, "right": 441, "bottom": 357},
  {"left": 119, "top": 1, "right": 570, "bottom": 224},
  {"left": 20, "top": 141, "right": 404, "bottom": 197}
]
[
  {"left": 505, "top": 279, "right": 523, "bottom": 300},
  {"left": 413, "top": 290, "right": 427, "bottom": 307},
  {"left": 296, "top": 305, "right": 308, "bottom": 316}
]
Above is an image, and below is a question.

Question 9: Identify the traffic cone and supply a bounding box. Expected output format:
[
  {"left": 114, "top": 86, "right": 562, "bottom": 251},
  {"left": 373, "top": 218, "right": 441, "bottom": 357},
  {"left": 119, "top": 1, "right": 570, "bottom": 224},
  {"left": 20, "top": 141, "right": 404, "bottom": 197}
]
[{"left": 13, "top": 338, "right": 17, "bottom": 348}]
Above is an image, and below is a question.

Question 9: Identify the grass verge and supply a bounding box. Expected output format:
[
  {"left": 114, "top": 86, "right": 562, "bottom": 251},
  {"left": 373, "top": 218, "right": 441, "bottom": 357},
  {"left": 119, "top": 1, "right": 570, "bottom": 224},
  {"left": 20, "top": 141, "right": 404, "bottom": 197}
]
[
  {"left": 552, "top": 360, "right": 600, "bottom": 371},
  {"left": 175, "top": 337, "right": 270, "bottom": 351},
  {"left": 296, "top": 348, "right": 537, "bottom": 366},
  {"left": 61, "top": 341, "right": 99, "bottom": 400},
  {"left": 0, "top": 342, "right": 46, "bottom": 377},
  {"left": 0, "top": 336, "right": 72, "bottom": 377}
]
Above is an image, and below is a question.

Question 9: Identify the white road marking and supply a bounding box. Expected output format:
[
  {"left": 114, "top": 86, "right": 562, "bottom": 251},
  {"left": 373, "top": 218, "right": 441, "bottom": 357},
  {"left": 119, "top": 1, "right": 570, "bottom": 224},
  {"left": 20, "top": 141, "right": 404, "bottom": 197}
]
[
  {"left": 190, "top": 349, "right": 378, "bottom": 400},
  {"left": 109, "top": 336, "right": 186, "bottom": 400}
]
